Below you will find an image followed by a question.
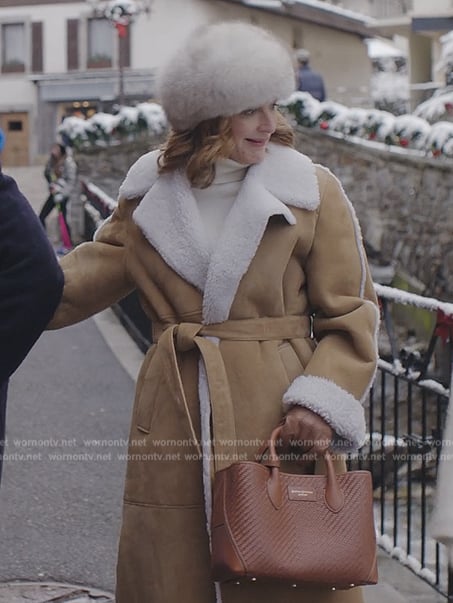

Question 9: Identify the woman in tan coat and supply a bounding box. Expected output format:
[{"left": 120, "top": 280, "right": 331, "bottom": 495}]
[{"left": 50, "top": 21, "right": 379, "bottom": 603}]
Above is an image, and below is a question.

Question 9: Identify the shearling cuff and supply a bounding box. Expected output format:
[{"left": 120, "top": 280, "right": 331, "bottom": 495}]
[{"left": 282, "top": 375, "right": 366, "bottom": 453}]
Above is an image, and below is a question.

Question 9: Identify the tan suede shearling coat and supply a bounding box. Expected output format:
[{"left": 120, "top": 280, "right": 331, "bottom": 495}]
[{"left": 50, "top": 143, "right": 379, "bottom": 603}]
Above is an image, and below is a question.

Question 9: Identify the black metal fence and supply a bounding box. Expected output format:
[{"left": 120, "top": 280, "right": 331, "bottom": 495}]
[
  {"left": 81, "top": 180, "right": 453, "bottom": 599},
  {"left": 81, "top": 179, "right": 151, "bottom": 352},
  {"left": 362, "top": 366, "right": 451, "bottom": 598},
  {"left": 358, "top": 285, "right": 453, "bottom": 600}
]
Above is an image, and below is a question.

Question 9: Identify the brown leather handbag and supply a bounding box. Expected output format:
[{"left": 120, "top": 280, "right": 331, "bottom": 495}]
[{"left": 211, "top": 426, "right": 378, "bottom": 589}]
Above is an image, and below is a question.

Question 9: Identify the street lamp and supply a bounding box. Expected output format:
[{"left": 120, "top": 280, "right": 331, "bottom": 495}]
[{"left": 87, "top": 0, "right": 152, "bottom": 106}]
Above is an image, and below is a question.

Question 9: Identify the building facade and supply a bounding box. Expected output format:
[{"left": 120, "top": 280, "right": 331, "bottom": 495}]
[
  {"left": 362, "top": 0, "right": 453, "bottom": 108},
  {"left": 0, "top": 0, "right": 375, "bottom": 165}
]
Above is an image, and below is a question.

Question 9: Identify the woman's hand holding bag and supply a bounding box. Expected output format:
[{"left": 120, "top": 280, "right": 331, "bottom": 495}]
[
  {"left": 280, "top": 406, "right": 334, "bottom": 455},
  {"left": 211, "top": 423, "right": 378, "bottom": 589}
]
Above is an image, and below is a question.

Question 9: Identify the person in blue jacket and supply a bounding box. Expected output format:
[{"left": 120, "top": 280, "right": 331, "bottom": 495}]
[
  {"left": 295, "top": 48, "right": 326, "bottom": 102},
  {"left": 0, "top": 127, "right": 5, "bottom": 158},
  {"left": 0, "top": 169, "right": 64, "bottom": 482}
]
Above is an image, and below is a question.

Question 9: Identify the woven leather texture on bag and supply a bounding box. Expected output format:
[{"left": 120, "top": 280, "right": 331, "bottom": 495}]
[{"left": 211, "top": 461, "right": 378, "bottom": 587}]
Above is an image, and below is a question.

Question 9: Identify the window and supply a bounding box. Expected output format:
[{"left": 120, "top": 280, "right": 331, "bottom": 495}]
[
  {"left": 2, "top": 22, "right": 25, "bottom": 73},
  {"left": 8, "top": 120, "right": 23, "bottom": 131},
  {"left": 87, "top": 18, "right": 113, "bottom": 68}
]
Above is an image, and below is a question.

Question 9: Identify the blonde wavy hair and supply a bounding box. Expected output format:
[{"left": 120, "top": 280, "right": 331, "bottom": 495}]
[{"left": 157, "top": 111, "right": 294, "bottom": 189}]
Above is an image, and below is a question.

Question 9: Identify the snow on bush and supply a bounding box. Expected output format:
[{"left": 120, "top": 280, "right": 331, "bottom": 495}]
[
  {"left": 59, "top": 93, "right": 453, "bottom": 159},
  {"left": 330, "top": 107, "right": 370, "bottom": 137},
  {"left": 280, "top": 91, "right": 321, "bottom": 127},
  {"left": 59, "top": 102, "right": 167, "bottom": 149},
  {"left": 426, "top": 121, "right": 453, "bottom": 158},
  {"left": 364, "top": 109, "right": 396, "bottom": 143},
  {"left": 391, "top": 114, "right": 431, "bottom": 150},
  {"left": 283, "top": 91, "right": 453, "bottom": 157},
  {"left": 136, "top": 102, "right": 168, "bottom": 134},
  {"left": 87, "top": 112, "right": 119, "bottom": 140},
  {"left": 105, "top": 0, "right": 139, "bottom": 19},
  {"left": 96, "top": 0, "right": 142, "bottom": 22},
  {"left": 315, "top": 100, "right": 349, "bottom": 130},
  {"left": 371, "top": 72, "right": 409, "bottom": 116},
  {"left": 57, "top": 116, "right": 89, "bottom": 148},
  {"left": 414, "top": 89, "right": 453, "bottom": 123}
]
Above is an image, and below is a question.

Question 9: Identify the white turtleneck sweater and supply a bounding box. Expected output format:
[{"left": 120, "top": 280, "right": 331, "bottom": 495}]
[{"left": 192, "top": 158, "right": 249, "bottom": 251}]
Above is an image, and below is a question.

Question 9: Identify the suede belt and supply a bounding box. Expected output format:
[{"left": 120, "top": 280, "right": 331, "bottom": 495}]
[{"left": 139, "top": 315, "right": 311, "bottom": 471}]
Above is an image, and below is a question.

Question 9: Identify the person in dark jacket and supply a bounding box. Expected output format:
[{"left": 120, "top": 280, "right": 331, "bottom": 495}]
[
  {"left": 39, "top": 142, "right": 77, "bottom": 244},
  {"left": 0, "top": 169, "right": 64, "bottom": 482},
  {"left": 295, "top": 48, "right": 326, "bottom": 102}
]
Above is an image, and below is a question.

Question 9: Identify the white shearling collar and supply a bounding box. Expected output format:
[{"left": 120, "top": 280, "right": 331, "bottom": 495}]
[
  {"left": 249, "top": 143, "right": 319, "bottom": 210},
  {"left": 119, "top": 143, "right": 320, "bottom": 323},
  {"left": 119, "top": 143, "right": 319, "bottom": 210},
  {"left": 118, "top": 149, "right": 160, "bottom": 200}
]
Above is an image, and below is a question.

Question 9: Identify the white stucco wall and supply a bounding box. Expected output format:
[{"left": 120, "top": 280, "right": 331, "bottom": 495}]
[
  {"left": 131, "top": 0, "right": 371, "bottom": 106},
  {"left": 131, "top": 0, "right": 217, "bottom": 71},
  {"left": 0, "top": 78, "right": 35, "bottom": 109},
  {"left": 412, "top": 0, "right": 452, "bottom": 13},
  {"left": 41, "top": 3, "right": 85, "bottom": 73}
]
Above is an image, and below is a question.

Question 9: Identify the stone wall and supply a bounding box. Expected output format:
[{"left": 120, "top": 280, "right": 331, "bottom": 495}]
[
  {"left": 294, "top": 128, "right": 453, "bottom": 302},
  {"left": 74, "top": 129, "right": 453, "bottom": 301},
  {"left": 74, "top": 137, "right": 164, "bottom": 200}
]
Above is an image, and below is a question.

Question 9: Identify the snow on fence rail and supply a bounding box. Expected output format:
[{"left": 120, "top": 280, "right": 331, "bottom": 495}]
[
  {"left": 370, "top": 283, "right": 452, "bottom": 599},
  {"left": 375, "top": 283, "right": 453, "bottom": 318}
]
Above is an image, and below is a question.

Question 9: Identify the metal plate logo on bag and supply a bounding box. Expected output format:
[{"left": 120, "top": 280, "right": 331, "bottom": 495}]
[{"left": 288, "top": 486, "right": 317, "bottom": 501}]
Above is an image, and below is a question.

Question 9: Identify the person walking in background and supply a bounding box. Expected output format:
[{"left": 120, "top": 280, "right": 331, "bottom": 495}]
[
  {"left": 295, "top": 47, "right": 326, "bottom": 101},
  {"left": 0, "top": 169, "right": 63, "bottom": 483},
  {"left": 39, "top": 142, "right": 77, "bottom": 246},
  {"left": 47, "top": 21, "right": 378, "bottom": 603},
  {"left": 0, "top": 127, "right": 5, "bottom": 162}
]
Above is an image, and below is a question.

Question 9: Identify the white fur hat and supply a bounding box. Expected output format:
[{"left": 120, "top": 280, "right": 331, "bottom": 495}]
[{"left": 157, "top": 21, "right": 296, "bottom": 131}]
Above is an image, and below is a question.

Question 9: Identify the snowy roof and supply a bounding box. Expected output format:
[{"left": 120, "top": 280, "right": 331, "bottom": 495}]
[
  {"left": 281, "top": 0, "right": 374, "bottom": 24},
  {"left": 225, "top": 0, "right": 375, "bottom": 35}
]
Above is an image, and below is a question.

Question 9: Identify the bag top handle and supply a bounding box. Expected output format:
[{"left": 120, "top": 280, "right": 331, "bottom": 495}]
[{"left": 265, "top": 426, "right": 345, "bottom": 513}]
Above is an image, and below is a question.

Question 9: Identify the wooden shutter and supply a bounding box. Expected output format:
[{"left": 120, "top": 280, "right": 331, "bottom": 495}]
[
  {"left": 67, "top": 18, "right": 79, "bottom": 71},
  {"left": 119, "top": 24, "right": 131, "bottom": 68},
  {"left": 31, "top": 22, "right": 43, "bottom": 72}
]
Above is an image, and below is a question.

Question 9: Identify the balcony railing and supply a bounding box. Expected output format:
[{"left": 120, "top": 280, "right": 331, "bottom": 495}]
[
  {"left": 324, "top": 0, "right": 413, "bottom": 18},
  {"left": 373, "top": 0, "right": 413, "bottom": 18},
  {"left": 82, "top": 179, "right": 453, "bottom": 598}
]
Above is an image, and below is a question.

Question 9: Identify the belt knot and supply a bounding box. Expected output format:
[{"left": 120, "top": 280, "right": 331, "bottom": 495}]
[{"left": 174, "top": 322, "right": 203, "bottom": 352}]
